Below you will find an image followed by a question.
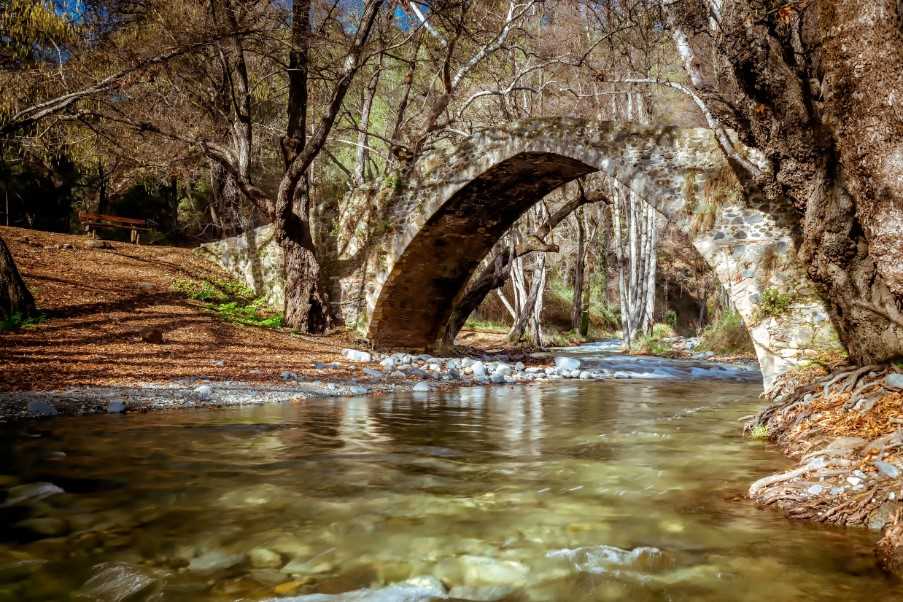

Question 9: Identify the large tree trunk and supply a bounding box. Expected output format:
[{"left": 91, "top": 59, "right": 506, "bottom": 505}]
[
  {"left": 0, "top": 235, "right": 36, "bottom": 321},
  {"left": 679, "top": 0, "right": 903, "bottom": 363}
]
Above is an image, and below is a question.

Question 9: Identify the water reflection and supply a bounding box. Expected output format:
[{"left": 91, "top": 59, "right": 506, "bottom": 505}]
[{"left": 0, "top": 380, "right": 894, "bottom": 601}]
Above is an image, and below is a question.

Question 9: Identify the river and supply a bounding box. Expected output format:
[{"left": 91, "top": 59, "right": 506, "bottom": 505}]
[{"left": 0, "top": 352, "right": 896, "bottom": 601}]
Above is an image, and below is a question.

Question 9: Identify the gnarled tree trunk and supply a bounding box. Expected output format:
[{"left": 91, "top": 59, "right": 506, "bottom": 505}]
[
  {"left": 676, "top": 0, "right": 903, "bottom": 363},
  {"left": 0, "top": 235, "right": 36, "bottom": 322}
]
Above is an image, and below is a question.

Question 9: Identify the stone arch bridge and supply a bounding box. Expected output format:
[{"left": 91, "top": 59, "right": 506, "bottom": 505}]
[
  {"left": 200, "top": 117, "right": 844, "bottom": 390},
  {"left": 357, "top": 118, "right": 842, "bottom": 389}
]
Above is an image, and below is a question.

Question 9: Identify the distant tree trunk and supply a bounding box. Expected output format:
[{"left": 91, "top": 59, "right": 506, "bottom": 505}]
[
  {"left": 96, "top": 162, "right": 109, "bottom": 215},
  {"left": 354, "top": 56, "right": 382, "bottom": 185},
  {"left": 0, "top": 236, "right": 36, "bottom": 321},
  {"left": 571, "top": 206, "right": 586, "bottom": 331},
  {"left": 439, "top": 188, "right": 609, "bottom": 348}
]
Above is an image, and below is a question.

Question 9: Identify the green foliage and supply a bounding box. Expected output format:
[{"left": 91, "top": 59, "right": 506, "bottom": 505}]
[
  {"left": 213, "top": 300, "right": 284, "bottom": 329},
  {"left": 755, "top": 288, "right": 794, "bottom": 322},
  {"left": 749, "top": 424, "right": 769, "bottom": 440},
  {"left": 698, "top": 310, "right": 755, "bottom": 355},
  {"left": 632, "top": 323, "right": 676, "bottom": 355},
  {"left": 0, "top": 311, "right": 46, "bottom": 332},
  {"left": 171, "top": 277, "right": 281, "bottom": 330},
  {"left": 663, "top": 309, "right": 678, "bottom": 328},
  {"left": 463, "top": 318, "right": 509, "bottom": 333}
]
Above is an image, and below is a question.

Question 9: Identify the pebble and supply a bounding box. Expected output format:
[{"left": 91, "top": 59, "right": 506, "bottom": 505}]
[
  {"left": 380, "top": 357, "right": 396, "bottom": 370},
  {"left": 471, "top": 362, "right": 487, "bottom": 378},
  {"left": 281, "top": 371, "right": 299, "bottom": 381},
  {"left": 26, "top": 399, "right": 58, "bottom": 417},
  {"left": 363, "top": 368, "right": 384, "bottom": 378},
  {"left": 846, "top": 476, "right": 862, "bottom": 487},
  {"left": 193, "top": 384, "right": 213, "bottom": 400},
  {"left": 107, "top": 400, "right": 127, "bottom": 414},
  {"left": 412, "top": 382, "right": 430, "bottom": 392},
  {"left": 348, "top": 385, "right": 370, "bottom": 395},
  {"left": 884, "top": 373, "right": 903, "bottom": 389},
  {"left": 806, "top": 484, "right": 824, "bottom": 496}
]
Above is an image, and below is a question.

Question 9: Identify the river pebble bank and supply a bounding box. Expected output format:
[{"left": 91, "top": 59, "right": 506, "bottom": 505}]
[{"left": 0, "top": 345, "right": 759, "bottom": 422}]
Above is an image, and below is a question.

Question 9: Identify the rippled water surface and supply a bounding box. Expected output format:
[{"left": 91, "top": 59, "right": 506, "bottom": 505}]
[{"left": 0, "top": 369, "right": 896, "bottom": 600}]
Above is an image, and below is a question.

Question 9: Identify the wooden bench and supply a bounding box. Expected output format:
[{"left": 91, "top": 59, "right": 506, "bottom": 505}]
[{"left": 78, "top": 211, "right": 151, "bottom": 244}]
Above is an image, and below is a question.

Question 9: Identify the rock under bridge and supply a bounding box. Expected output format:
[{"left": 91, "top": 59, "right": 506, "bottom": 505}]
[{"left": 200, "top": 117, "right": 844, "bottom": 390}]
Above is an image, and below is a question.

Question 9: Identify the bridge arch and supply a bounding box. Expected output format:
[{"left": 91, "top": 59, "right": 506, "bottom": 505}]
[{"left": 357, "top": 118, "right": 841, "bottom": 389}]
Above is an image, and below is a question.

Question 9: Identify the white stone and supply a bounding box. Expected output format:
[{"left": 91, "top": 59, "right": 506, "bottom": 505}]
[
  {"left": 342, "top": 349, "right": 372, "bottom": 363},
  {"left": 107, "top": 400, "right": 127, "bottom": 414},
  {"left": 471, "top": 362, "right": 487, "bottom": 378},
  {"left": 413, "top": 382, "right": 430, "bottom": 392},
  {"left": 194, "top": 385, "right": 213, "bottom": 400},
  {"left": 884, "top": 373, "right": 903, "bottom": 389},
  {"left": 554, "top": 357, "right": 581, "bottom": 372},
  {"left": 248, "top": 547, "right": 282, "bottom": 569}
]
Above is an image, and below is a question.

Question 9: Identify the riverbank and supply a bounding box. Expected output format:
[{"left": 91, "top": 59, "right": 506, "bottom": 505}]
[{"left": 747, "top": 364, "right": 903, "bottom": 572}]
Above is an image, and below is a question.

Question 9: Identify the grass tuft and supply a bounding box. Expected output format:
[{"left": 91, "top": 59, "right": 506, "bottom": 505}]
[{"left": 171, "top": 277, "right": 282, "bottom": 330}]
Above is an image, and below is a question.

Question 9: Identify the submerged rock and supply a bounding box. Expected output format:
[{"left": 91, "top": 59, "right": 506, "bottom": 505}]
[
  {"left": 15, "top": 517, "right": 69, "bottom": 538},
  {"left": 79, "top": 562, "right": 160, "bottom": 602},
  {"left": 271, "top": 575, "right": 445, "bottom": 601},
  {"left": 188, "top": 550, "right": 244, "bottom": 573},
  {"left": 434, "top": 555, "right": 529, "bottom": 586},
  {"left": 4, "top": 482, "right": 64, "bottom": 506},
  {"left": 547, "top": 544, "right": 668, "bottom": 575},
  {"left": 249, "top": 547, "right": 283, "bottom": 569}
]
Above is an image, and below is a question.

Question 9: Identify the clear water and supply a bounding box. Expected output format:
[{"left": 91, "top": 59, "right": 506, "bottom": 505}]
[{"left": 0, "top": 375, "right": 895, "bottom": 601}]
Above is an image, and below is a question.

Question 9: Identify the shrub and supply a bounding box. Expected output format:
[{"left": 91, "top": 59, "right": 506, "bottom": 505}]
[
  {"left": 0, "top": 311, "right": 46, "bottom": 332},
  {"left": 755, "top": 288, "right": 793, "bottom": 322},
  {"left": 698, "top": 310, "right": 755, "bottom": 355},
  {"left": 749, "top": 424, "right": 769, "bottom": 440}
]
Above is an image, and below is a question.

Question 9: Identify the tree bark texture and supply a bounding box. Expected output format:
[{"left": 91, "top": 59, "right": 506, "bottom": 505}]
[
  {"left": 571, "top": 206, "right": 586, "bottom": 331},
  {"left": 682, "top": 0, "right": 903, "bottom": 363},
  {"left": 0, "top": 235, "right": 36, "bottom": 321}
]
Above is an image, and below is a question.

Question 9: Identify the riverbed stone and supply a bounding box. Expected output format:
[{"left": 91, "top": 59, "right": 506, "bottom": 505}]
[
  {"left": 412, "top": 382, "right": 430, "bottom": 392},
  {"left": 5, "top": 482, "right": 64, "bottom": 506},
  {"left": 106, "top": 400, "right": 127, "bottom": 413},
  {"left": 363, "top": 368, "right": 384, "bottom": 378},
  {"left": 188, "top": 550, "right": 244, "bottom": 573},
  {"left": 249, "top": 547, "right": 282, "bottom": 569},
  {"left": 434, "top": 555, "right": 529, "bottom": 586},
  {"left": 470, "top": 362, "right": 487, "bottom": 378},
  {"left": 15, "top": 517, "right": 69, "bottom": 538}
]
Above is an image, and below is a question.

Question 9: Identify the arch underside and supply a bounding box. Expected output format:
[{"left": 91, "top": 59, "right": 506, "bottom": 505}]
[{"left": 367, "top": 152, "right": 596, "bottom": 350}]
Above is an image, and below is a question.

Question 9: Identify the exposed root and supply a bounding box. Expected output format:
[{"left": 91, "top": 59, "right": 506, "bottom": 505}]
[{"left": 748, "top": 363, "right": 903, "bottom": 575}]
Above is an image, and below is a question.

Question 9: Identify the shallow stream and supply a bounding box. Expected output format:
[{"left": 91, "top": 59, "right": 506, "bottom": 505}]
[{"left": 0, "top": 355, "right": 896, "bottom": 601}]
